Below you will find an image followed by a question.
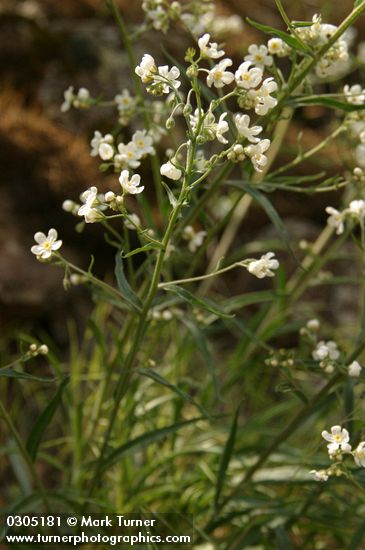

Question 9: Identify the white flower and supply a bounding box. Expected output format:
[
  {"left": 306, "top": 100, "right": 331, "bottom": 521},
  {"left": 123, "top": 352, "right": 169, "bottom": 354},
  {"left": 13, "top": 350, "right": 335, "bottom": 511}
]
[
  {"left": 307, "top": 319, "right": 320, "bottom": 331},
  {"left": 310, "top": 469, "right": 329, "bottom": 482},
  {"left": 216, "top": 113, "right": 229, "bottom": 144},
  {"left": 198, "top": 33, "right": 224, "bottom": 59},
  {"left": 244, "top": 44, "right": 273, "bottom": 69},
  {"left": 157, "top": 64, "right": 181, "bottom": 93},
  {"left": 254, "top": 77, "right": 278, "bottom": 116},
  {"left": 132, "top": 130, "right": 155, "bottom": 157},
  {"left": 325, "top": 206, "right": 344, "bottom": 235},
  {"left": 206, "top": 58, "right": 234, "bottom": 88},
  {"left": 61, "top": 86, "right": 74, "bottom": 112},
  {"left": 160, "top": 161, "right": 182, "bottom": 180},
  {"left": 247, "top": 252, "right": 279, "bottom": 279},
  {"left": 234, "top": 114, "right": 262, "bottom": 143},
  {"left": 267, "top": 38, "right": 291, "bottom": 57},
  {"left": 119, "top": 170, "right": 144, "bottom": 195},
  {"left": 31, "top": 229, "right": 62, "bottom": 259},
  {"left": 183, "top": 225, "right": 207, "bottom": 252},
  {"left": 115, "top": 142, "right": 141, "bottom": 169},
  {"left": 348, "top": 199, "right": 365, "bottom": 218},
  {"left": 235, "top": 61, "right": 263, "bottom": 89},
  {"left": 321, "top": 425, "right": 352, "bottom": 456},
  {"left": 348, "top": 361, "right": 362, "bottom": 377},
  {"left": 78, "top": 186, "right": 103, "bottom": 223},
  {"left": 344, "top": 84, "right": 365, "bottom": 106},
  {"left": 90, "top": 131, "right": 114, "bottom": 161},
  {"left": 135, "top": 54, "right": 157, "bottom": 83},
  {"left": 115, "top": 89, "right": 135, "bottom": 110},
  {"left": 244, "top": 139, "right": 271, "bottom": 172},
  {"left": 312, "top": 341, "right": 340, "bottom": 362},
  {"left": 353, "top": 442, "right": 365, "bottom": 467}
]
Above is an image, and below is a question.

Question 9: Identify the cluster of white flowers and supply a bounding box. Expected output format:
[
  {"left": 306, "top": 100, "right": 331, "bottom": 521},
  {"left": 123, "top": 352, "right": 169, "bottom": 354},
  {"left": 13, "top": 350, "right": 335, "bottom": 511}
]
[
  {"left": 90, "top": 129, "right": 155, "bottom": 171},
  {"left": 326, "top": 197, "right": 365, "bottom": 235},
  {"left": 312, "top": 340, "right": 340, "bottom": 373},
  {"left": 311, "top": 425, "right": 365, "bottom": 482},
  {"left": 296, "top": 14, "right": 350, "bottom": 78},
  {"left": 61, "top": 86, "right": 91, "bottom": 112}
]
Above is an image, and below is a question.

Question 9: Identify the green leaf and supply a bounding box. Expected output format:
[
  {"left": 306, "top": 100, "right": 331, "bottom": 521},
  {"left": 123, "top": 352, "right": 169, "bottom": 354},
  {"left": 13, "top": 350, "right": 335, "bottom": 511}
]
[
  {"left": 26, "top": 378, "right": 69, "bottom": 461},
  {"left": 114, "top": 251, "right": 143, "bottom": 313},
  {"left": 137, "top": 368, "right": 211, "bottom": 418},
  {"left": 214, "top": 405, "right": 240, "bottom": 511},
  {"left": 181, "top": 317, "right": 220, "bottom": 401},
  {"left": 246, "top": 17, "right": 311, "bottom": 54},
  {"left": 164, "top": 285, "right": 234, "bottom": 319},
  {"left": 223, "top": 290, "right": 278, "bottom": 313},
  {"left": 161, "top": 180, "right": 178, "bottom": 208},
  {"left": 227, "top": 181, "right": 298, "bottom": 265},
  {"left": 275, "top": 526, "right": 294, "bottom": 550},
  {"left": 289, "top": 95, "right": 365, "bottom": 112},
  {"left": 122, "top": 243, "right": 162, "bottom": 258},
  {"left": 354, "top": 0, "right": 365, "bottom": 7},
  {"left": 0, "top": 369, "right": 57, "bottom": 383},
  {"left": 94, "top": 416, "right": 205, "bottom": 473}
]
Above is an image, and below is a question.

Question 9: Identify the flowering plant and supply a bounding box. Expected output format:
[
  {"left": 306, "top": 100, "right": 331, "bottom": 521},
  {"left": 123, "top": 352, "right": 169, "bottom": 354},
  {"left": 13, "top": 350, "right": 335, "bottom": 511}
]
[{"left": 3, "top": 0, "right": 365, "bottom": 546}]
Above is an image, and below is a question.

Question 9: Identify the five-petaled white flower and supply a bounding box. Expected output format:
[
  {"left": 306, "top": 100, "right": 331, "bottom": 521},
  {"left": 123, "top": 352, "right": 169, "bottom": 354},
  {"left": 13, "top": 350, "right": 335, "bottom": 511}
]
[
  {"left": 348, "top": 199, "right": 365, "bottom": 218},
  {"left": 267, "top": 38, "right": 291, "bottom": 57},
  {"left": 198, "top": 33, "right": 224, "bottom": 59},
  {"left": 344, "top": 84, "right": 365, "bottom": 105},
  {"left": 325, "top": 206, "right": 345, "bottom": 235},
  {"left": 353, "top": 442, "right": 365, "bottom": 467},
  {"left": 183, "top": 225, "right": 207, "bottom": 252},
  {"left": 244, "top": 44, "right": 273, "bottom": 69},
  {"left": 234, "top": 114, "right": 262, "bottom": 143},
  {"left": 321, "top": 425, "right": 352, "bottom": 456},
  {"left": 119, "top": 170, "right": 144, "bottom": 195},
  {"left": 160, "top": 161, "right": 182, "bottom": 180},
  {"left": 115, "top": 142, "right": 141, "bottom": 169},
  {"left": 234, "top": 61, "right": 263, "bottom": 89},
  {"left": 132, "top": 130, "right": 155, "bottom": 157},
  {"left": 31, "top": 229, "right": 62, "bottom": 260},
  {"left": 206, "top": 59, "right": 235, "bottom": 88},
  {"left": 247, "top": 252, "right": 279, "bottom": 279},
  {"left": 61, "top": 86, "right": 91, "bottom": 112}
]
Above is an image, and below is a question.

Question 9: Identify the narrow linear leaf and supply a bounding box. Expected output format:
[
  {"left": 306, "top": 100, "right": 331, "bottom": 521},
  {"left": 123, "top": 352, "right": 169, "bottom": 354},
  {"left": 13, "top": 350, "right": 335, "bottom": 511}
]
[
  {"left": 95, "top": 416, "right": 205, "bottom": 473},
  {"left": 114, "top": 251, "right": 143, "bottom": 312},
  {"left": 289, "top": 95, "right": 365, "bottom": 112},
  {"left": 122, "top": 243, "right": 162, "bottom": 258},
  {"left": 164, "top": 284, "right": 234, "bottom": 319},
  {"left": 214, "top": 405, "right": 240, "bottom": 512},
  {"left": 354, "top": 0, "right": 365, "bottom": 8},
  {"left": 246, "top": 17, "right": 311, "bottom": 54},
  {"left": 0, "top": 369, "right": 57, "bottom": 383},
  {"left": 348, "top": 519, "right": 365, "bottom": 550},
  {"left": 137, "top": 368, "right": 211, "bottom": 419},
  {"left": 275, "top": 526, "right": 294, "bottom": 550},
  {"left": 161, "top": 180, "right": 178, "bottom": 208},
  {"left": 181, "top": 317, "right": 220, "bottom": 401},
  {"left": 26, "top": 378, "right": 69, "bottom": 461},
  {"left": 227, "top": 181, "right": 298, "bottom": 265}
]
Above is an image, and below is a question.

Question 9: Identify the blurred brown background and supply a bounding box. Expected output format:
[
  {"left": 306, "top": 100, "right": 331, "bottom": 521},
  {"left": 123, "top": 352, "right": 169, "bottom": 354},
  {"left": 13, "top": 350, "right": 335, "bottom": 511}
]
[{"left": 0, "top": 0, "right": 362, "bottom": 345}]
